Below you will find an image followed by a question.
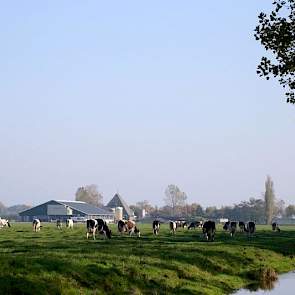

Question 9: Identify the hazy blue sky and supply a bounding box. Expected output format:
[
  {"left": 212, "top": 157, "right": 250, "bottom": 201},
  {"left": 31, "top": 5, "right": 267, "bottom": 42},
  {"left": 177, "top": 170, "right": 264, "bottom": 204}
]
[{"left": 0, "top": 1, "right": 294, "bottom": 207}]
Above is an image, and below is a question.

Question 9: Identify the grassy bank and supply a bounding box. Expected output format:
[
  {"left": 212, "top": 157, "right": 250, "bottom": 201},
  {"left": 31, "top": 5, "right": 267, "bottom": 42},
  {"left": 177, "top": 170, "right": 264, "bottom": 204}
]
[{"left": 0, "top": 223, "right": 294, "bottom": 295}]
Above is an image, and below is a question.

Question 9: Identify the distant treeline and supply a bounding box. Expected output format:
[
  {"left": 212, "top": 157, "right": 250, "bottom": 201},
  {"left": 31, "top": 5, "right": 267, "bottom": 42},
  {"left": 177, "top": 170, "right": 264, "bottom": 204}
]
[
  {"left": 130, "top": 180, "right": 295, "bottom": 224},
  {"left": 131, "top": 198, "right": 295, "bottom": 224},
  {"left": 0, "top": 202, "right": 31, "bottom": 219}
]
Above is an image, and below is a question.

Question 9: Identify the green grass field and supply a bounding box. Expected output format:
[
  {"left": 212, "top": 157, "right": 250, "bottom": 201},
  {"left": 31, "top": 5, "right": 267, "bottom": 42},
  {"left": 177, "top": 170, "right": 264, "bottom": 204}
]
[{"left": 0, "top": 223, "right": 294, "bottom": 295}]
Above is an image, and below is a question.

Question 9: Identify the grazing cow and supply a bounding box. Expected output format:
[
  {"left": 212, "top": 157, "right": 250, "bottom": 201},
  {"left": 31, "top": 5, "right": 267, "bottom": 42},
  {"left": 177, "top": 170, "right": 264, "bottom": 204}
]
[
  {"left": 238, "top": 221, "right": 246, "bottom": 232},
  {"left": 0, "top": 218, "right": 11, "bottom": 228},
  {"left": 170, "top": 221, "right": 177, "bottom": 235},
  {"left": 86, "top": 219, "right": 98, "bottom": 240},
  {"left": 66, "top": 218, "right": 74, "bottom": 229},
  {"left": 175, "top": 221, "right": 187, "bottom": 229},
  {"left": 118, "top": 220, "right": 128, "bottom": 234},
  {"left": 272, "top": 222, "right": 281, "bottom": 232},
  {"left": 188, "top": 221, "right": 203, "bottom": 230},
  {"left": 223, "top": 221, "right": 230, "bottom": 231},
  {"left": 126, "top": 220, "right": 140, "bottom": 237},
  {"left": 33, "top": 219, "right": 41, "bottom": 232},
  {"left": 56, "top": 219, "right": 62, "bottom": 230},
  {"left": 246, "top": 221, "right": 255, "bottom": 236},
  {"left": 152, "top": 220, "right": 160, "bottom": 235},
  {"left": 223, "top": 221, "right": 237, "bottom": 236},
  {"left": 202, "top": 221, "right": 216, "bottom": 241},
  {"left": 229, "top": 221, "right": 237, "bottom": 237},
  {"left": 96, "top": 219, "right": 112, "bottom": 239}
]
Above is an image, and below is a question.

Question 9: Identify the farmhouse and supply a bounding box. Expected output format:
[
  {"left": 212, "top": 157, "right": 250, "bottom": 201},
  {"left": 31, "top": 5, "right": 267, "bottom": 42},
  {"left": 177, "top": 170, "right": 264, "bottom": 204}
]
[
  {"left": 19, "top": 200, "right": 114, "bottom": 222},
  {"left": 106, "top": 193, "right": 135, "bottom": 220}
]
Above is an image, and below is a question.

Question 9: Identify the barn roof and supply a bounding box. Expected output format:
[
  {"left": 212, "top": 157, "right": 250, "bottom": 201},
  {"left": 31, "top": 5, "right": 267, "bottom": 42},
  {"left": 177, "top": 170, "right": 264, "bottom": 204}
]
[
  {"left": 106, "top": 193, "right": 134, "bottom": 217},
  {"left": 19, "top": 200, "right": 114, "bottom": 216},
  {"left": 56, "top": 200, "right": 112, "bottom": 215}
]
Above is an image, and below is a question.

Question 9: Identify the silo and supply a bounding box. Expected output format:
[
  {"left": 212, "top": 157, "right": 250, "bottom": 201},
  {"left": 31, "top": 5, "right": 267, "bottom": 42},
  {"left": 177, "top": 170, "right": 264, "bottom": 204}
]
[
  {"left": 141, "top": 209, "right": 146, "bottom": 218},
  {"left": 115, "top": 207, "right": 123, "bottom": 221}
]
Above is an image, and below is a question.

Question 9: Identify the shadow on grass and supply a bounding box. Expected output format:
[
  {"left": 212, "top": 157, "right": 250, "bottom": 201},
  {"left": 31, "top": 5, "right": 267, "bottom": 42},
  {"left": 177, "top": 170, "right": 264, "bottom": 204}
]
[
  {"left": 218, "top": 230, "right": 295, "bottom": 256},
  {"left": 0, "top": 275, "right": 62, "bottom": 295}
]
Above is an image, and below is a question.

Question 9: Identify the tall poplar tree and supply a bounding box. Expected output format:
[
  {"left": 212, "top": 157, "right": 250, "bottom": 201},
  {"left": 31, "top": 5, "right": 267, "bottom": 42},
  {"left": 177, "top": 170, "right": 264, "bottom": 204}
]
[{"left": 264, "top": 176, "right": 275, "bottom": 224}]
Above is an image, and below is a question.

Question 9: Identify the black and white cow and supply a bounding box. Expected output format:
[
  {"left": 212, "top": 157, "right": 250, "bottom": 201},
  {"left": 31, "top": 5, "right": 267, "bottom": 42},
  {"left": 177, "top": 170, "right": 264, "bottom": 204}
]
[
  {"left": 33, "top": 219, "right": 41, "bottom": 232},
  {"left": 223, "top": 221, "right": 237, "bottom": 237},
  {"left": 86, "top": 219, "right": 112, "bottom": 240},
  {"left": 229, "top": 221, "right": 237, "bottom": 237},
  {"left": 0, "top": 218, "right": 11, "bottom": 228},
  {"left": 56, "top": 219, "right": 62, "bottom": 230},
  {"left": 246, "top": 221, "right": 255, "bottom": 236},
  {"left": 272, "top": 222, "right": 281, "bottom": 232},
  {"left": 96, "top": 219, "right": 112, "bottom": 239},
  {"left": 188, "top": 221, "right": 203, "bottom": 230},
  {"left": 118, "top": 220, "right": 127, "bottom": 234},
  {"left": 202, "top": 220, "right": 216, "bottom": 241},
  {"left": 175, "top": 221, "right": 187, "bottom": 229},
  {"left": 86, "top": 219, "right": 98, "bottom": 240},
  {"left": 238, "top": 221, "right": 246, "bottom": 232},
  {"left": 169, "top": 221, "right": 177, "bottom": 235},
  {"left": 223, "top": 221, "right": 230, "bottom": 231},
  {"left": 66, "top": 218, "right": 74, "bottom": 229},
  {"left": 152, "top": 220, "right": 160, "bottom": 235}
]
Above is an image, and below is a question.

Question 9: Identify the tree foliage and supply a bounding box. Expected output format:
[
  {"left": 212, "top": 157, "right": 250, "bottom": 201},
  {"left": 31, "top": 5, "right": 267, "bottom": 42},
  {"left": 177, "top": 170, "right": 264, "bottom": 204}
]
[
  {"left": 274, "top": 199, "right": 285, "bottom": 216},
  {"left": 135, "top": 200, "right": 153, "bottom": 212},
  {"left": 164, "top": 184, "right": 187, "bottom": 216},
  {"left": 188, "top": 203, "right": 204, "bottom": 217},
  {"left": 255, "top": 0, "right": 295, "bottom": 103},
  {"left": 75, "top": 184, "right": 103, "bottom": 207},
  {"left": 285, "top": 204, "right": 295, "bottom": 216},
  {"left": 264, "top": 175, "right": 275, "bottom": 224},
  {"left": 0, "top": 202, "right": 31, "bottom": 219},
  {"left": 203, "top": 198, "right": 266, "bottom": 224},
  {"left": 130, "top": 200, "right": 154, "bottom": 218}
]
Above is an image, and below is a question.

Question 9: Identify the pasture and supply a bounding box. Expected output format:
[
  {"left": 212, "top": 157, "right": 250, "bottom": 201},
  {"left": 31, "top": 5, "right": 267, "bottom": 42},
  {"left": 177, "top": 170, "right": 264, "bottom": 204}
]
[{"left": 0, "top": 223, "right": 294, "bottom": 295}]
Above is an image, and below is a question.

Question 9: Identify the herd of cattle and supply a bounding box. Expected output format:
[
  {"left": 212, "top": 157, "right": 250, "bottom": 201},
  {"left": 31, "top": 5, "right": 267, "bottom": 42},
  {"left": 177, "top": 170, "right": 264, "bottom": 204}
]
[{"left": 1, "top": 217, "right": 282, "bottom": 242}]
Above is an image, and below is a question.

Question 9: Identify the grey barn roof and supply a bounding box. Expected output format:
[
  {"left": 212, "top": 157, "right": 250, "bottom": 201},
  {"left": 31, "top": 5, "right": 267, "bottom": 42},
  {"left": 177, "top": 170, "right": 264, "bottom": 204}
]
[
  {"left": 57, "top": 200, "right": 112, "bottom": 215},
  {"left": 19, "top": 200, "right": 113, "bottom": 216}
]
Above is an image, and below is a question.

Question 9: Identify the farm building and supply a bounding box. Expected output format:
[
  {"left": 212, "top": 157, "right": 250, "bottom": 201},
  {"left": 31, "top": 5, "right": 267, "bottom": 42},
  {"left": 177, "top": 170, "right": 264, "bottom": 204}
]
[
  {"left": 106, "top": 193, "right": 135, "bottom": 220},
  {"left": 19, "top": 200, "right": 114, "bottom": 222}
]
